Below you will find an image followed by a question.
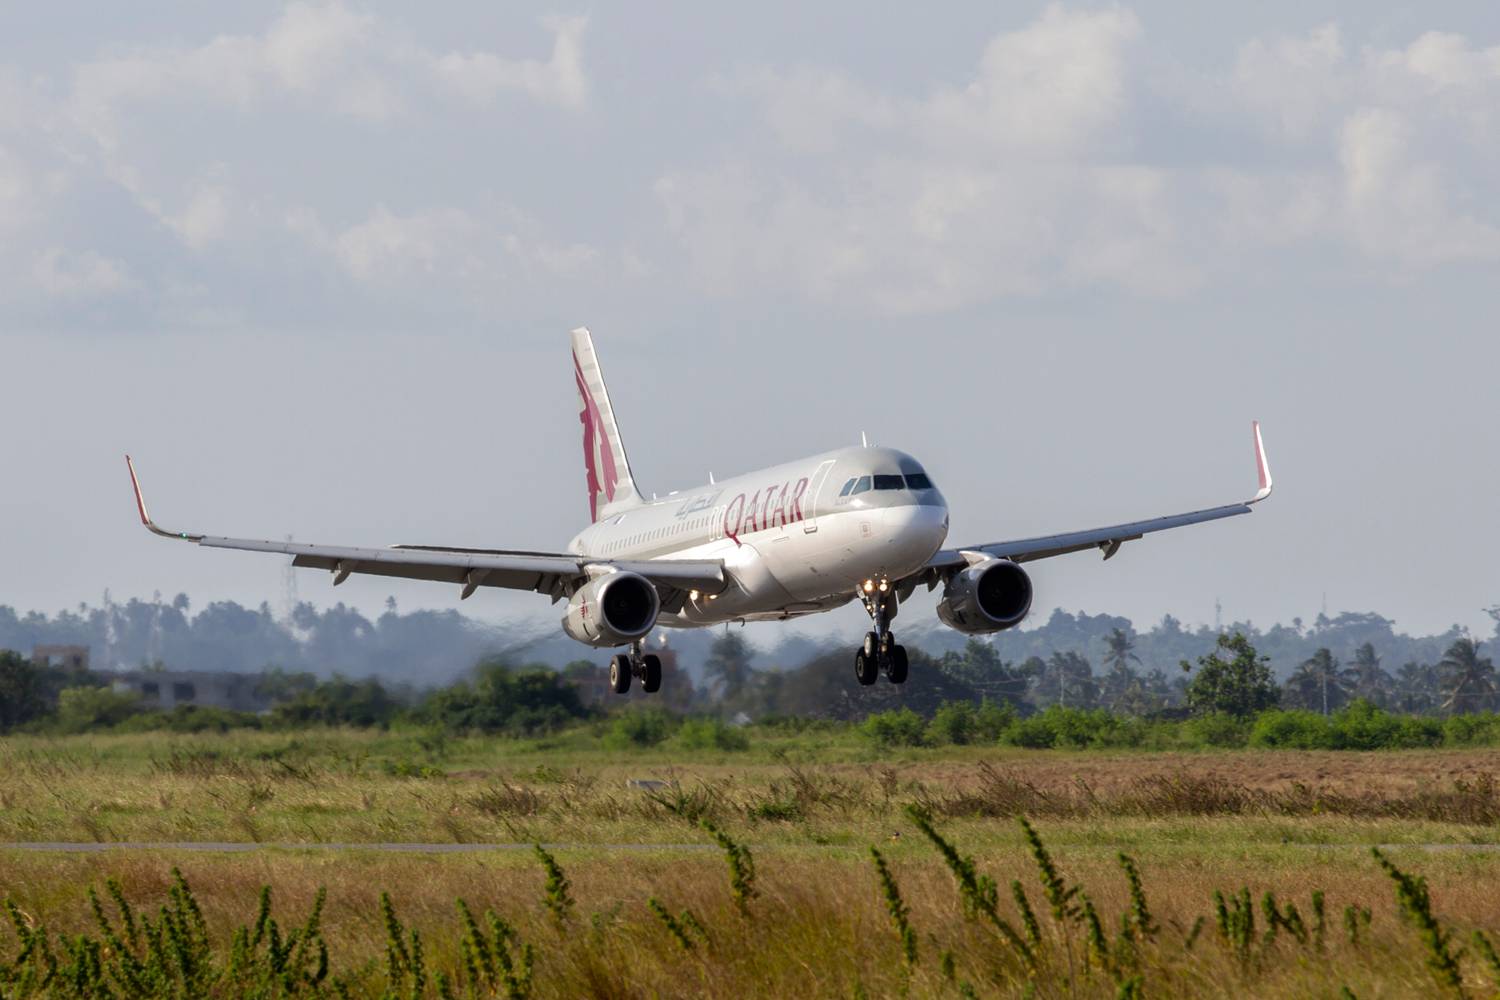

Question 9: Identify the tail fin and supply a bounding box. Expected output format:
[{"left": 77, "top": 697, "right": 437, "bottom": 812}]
[{"left": 571, "top": 327, "right": 644, "bottom": 522}]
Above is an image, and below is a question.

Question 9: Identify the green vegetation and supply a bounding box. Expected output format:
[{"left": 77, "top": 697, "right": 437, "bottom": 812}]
[
  {"left": 5, "top": 726, "right": 1500, "bottom": 994},
  {"left": 855, "top": 699, "right": 1500, "bottom": 751},
  {"left": 9, "top": 818, "right": 1498, "bottom": 997}
]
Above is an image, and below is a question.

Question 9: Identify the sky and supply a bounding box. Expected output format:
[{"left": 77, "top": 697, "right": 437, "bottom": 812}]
[{"left": 3, "top": 1, "right": 1499, "bottom": 644}]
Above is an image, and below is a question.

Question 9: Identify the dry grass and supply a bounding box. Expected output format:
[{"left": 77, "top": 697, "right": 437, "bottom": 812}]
[
  {"left": 5, "top": 732, "right": 1500, "bottom": 995},
  {"left": 4, "top": 732, "right": 1500, "bottom": 847},
  {"left": 5, "top": 833, "right": 1500, "bottom": 996}
]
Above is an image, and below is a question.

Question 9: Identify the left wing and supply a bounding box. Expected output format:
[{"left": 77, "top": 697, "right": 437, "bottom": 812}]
[
  {"left": 125, "top": 457, "right": 726, "bottom": 605},
  {"left": 917, "top": 422, "right": 1273, "bottom": 576}
]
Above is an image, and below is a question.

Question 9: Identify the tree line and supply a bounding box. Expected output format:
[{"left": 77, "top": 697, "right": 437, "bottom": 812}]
[
  {"left": 2, "top": 594, "right": 1494, "bottom": 687},
  {"left": 4, "top": 608, "right": 1499, "bottom": 736},
  {"left": 691, "top": 628, "right": 1500, "bottom": 722}
]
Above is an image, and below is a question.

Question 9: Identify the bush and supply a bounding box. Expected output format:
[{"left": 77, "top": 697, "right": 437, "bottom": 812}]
[
  {"left": 54, "top": 686, "right": 141, "bottom": 732},
  {"left": 272, "top": 675, "right": 402, "bottom": 729},
  {"left": 674, "top": 717, "right": 749, "bottom": 752},
  {"left": 1250, "top": 703, "right": 1447, "bottom": 750},
  {"left": 1003, "top": 706, "right": 1135, "bottom": 749},
  {"left": 116, "top": 705, "right": 263, "bottom": 734},
  {"left": 421, "top": 663, "right": 586, "bottom": 736},
  {"left": 1249, "top": 710, "right": 1333, "bottom": 749},
  {"left": 861, "top": 708, "right": 927, "bottom": 748},
  {"left": 1442, "top": 712, "right": 1500, "bottom": 746},
  {"left": 927, "top": 702, "right": 978, "bottom": 745},
  {"left": 603, "top": 708, "right": 678, "bottom": 749},
  {"left": 1182, "top": 712, "right": 1252, "bottom": 748},
  {"left": 973, "top": 700, "right": 1017, "bottom": 742},
  {"left": 1332, "top": 700, "right": 1441, "bottom": 749}
]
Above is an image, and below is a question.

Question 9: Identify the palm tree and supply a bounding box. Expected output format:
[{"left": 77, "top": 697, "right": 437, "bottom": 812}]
[
  {"left": 1346, "top": 642, "right": 1392, "bottom": 707},
  {"left": 1101, "top": 628, "right": 1141, "bottom": 674},
  {"left": 1394, "top": 661, "right": 1440, "bottom": 714},
  {"left": 1286, "top": 648, "right": 1351, "bottom": 715},
  {"left": 1440, "top": 638, "right": 1497, "bottom": 714},
  {"left": 1033, "top": 651, "right": 1097, "bottom": 710},
  {"left": 703, "top": 630, "right": 755, "bottom": 703}
]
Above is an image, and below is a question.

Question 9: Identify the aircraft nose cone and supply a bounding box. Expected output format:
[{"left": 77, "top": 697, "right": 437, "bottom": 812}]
[{"left": 882, "top": 502, "right": 950, "bottom": 563}]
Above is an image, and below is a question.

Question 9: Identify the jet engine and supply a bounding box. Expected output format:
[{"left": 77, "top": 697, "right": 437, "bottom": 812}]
[
  {"left": 935, "top": 558, "right": 1032, "bottom": 634},
  {"left": 561, "top": 572, "right": 661, "bottom": 647}
]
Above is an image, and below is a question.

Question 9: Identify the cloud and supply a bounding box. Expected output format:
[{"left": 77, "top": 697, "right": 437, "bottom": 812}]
[
  {"left": 0, "top": 144, "right": 31, "bottom": 231},
  {"left": 728, "top": 5, "right": 1139, "bottom": 157},
  {"left": 0, "top": 5, "right": 597, "bottom": 319},
  {"left": 431, "top": 15, "right": 589, "bottom": 109},
  {"left": 660, "top": 5, "right": 1182, "bottom": 312},
  {"left": 70, "top": 5, "right": 589, "bottom": 141},
  {"left": 31, "top": 248, "right": 132, "bottom": 298},
  {"left": 287, "top": 201, "right": 603, "bottom": 301},
  {"left": 656, "top": 9, "right": 1500, "bottom": 315}
]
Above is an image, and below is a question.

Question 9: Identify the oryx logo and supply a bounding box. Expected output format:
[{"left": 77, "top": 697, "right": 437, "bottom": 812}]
[{"left": 574, "top": 351, "right": 619, "bottom": 521}]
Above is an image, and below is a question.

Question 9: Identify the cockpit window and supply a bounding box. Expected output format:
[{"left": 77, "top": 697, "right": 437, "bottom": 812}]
[
  {"left": 905, "top": 473, "right": 935, "bottom": 490},
  {"left": 873, "top": 474, "right": 904, "bottom": 491},
  {"left": 850, "top": 476, "right": 872, "bottom": 495},
  {"left": 838, "top": 478, "right": 856, "bottom": 497}
]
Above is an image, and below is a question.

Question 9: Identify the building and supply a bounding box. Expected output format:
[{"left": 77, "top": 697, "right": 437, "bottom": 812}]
[
  {"left": 107, "top": 670, "right": 276, "bottom": 713},
  {"left": 32, "top": 645, "right": 90, "bottom": 671}
]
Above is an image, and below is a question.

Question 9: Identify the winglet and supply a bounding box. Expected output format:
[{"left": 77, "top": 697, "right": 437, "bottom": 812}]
[
  {"left": 1249, "top": 421, "right": 1273, "bottom": 504},
  {"left": 125, "top": 456, "right": 202, "bottom": 541}
]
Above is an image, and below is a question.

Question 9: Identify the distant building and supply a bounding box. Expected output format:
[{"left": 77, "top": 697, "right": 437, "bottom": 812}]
[
  {"left": 32, "top": 645, "right": 89, "bottom": 671},
  {"left": 107, "top": 670, "right": 276, "bottom": 713}
]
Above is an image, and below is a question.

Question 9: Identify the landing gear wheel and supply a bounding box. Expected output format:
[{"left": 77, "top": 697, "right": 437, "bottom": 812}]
[
  {"left": 610, "top": 653, "right": 632, "bottom": 694},
  {"left": 863, "top": 631, "right": 879, "bottom": 658},
  {"left": 854, "top": 648, "right": 878, "bottom": 686},
  {"left": 642, "top": 654, "right": 662, "bottom": 693},
  {"left": 884, "top": 644, "right": 909, "bottom": 684}
]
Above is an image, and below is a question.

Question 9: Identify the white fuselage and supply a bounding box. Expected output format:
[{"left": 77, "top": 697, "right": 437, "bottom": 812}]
[{"left": 567, "top": 446, "right": 950, "bottom": 626}]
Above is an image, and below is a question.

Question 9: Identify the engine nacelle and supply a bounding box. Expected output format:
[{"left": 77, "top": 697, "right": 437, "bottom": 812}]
[
  {"left": 935, "top": 558, "right": 1033, "bottom": 634},
  {"left": 561, "top": 571, "right": 661, "bottom": 647}
]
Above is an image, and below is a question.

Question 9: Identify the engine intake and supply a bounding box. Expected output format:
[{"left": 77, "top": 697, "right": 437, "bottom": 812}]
[
  {"left": 561, "top": 571, "right": 661, "bottom": 647},
  {"left": 935, "top": 558, "right": 1032, "bottom": 634}
]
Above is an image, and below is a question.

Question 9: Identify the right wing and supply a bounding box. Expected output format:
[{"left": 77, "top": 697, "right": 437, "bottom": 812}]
[
  {"left": 915, "top": 421, "right": 1273, "bottom": 578},
  {"left": 125, "top": 457, "right": 725, "bottom": 605}
]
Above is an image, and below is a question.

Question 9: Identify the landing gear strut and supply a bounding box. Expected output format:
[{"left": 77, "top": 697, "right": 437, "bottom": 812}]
[
  {"left": 853, "top": 580, "right": 908, "bottom": 686},
  {"left": 611, "top": 641, "right": 662, "bottom": 695}
]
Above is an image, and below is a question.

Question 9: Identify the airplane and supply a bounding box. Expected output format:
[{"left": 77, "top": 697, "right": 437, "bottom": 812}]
[{"left": 126, "top": 327, "right": 1274, "bottom": 695}]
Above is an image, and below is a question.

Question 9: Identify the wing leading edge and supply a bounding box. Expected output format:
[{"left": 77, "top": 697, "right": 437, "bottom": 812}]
[
  {"left": 920, "top": 421, "right": 1274, "bottom": 574},
  {"left": 124, "top": 457, "right": 726, "bottom": 603}
]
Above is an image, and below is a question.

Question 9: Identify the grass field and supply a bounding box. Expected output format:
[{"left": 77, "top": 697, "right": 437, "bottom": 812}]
[{"left": 4, "top": 726, "right": 1500, "bottom": 996}]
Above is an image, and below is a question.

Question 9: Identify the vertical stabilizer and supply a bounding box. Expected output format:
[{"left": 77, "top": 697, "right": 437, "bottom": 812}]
[{"left": 571, "top": 327, "right": 643, "bottom": 522}]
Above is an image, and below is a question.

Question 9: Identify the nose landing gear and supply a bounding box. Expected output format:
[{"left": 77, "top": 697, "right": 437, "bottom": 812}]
[
  {"left": 853, "top": 579, "right": 909, "bottom": 686},
  {"left": 610, "top": 641, "right": 663, "bottom": 694}
]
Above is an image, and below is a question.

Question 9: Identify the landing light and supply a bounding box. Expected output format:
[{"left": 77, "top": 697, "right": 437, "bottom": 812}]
[
  {"left": 862, "top": 580, "right": 874, "bottom": 592},
  {"left": 689, "top": 590, "right": 700, "bottom": 601},
  {"left": 878, "top": 581, "right": 889, "bottom": 592}
]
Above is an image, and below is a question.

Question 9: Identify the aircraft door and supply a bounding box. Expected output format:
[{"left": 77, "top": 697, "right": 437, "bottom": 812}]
[{"left": 803, "top": 460, "right": 836, "bottom": 533}]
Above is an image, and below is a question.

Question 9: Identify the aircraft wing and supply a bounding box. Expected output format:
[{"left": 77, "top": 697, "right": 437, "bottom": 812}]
[
  {"left": 125, "top": 457, "right": 725, "bottom": 604},
  {"left": 918, "top": 422, "right": 1273, "bottom": 574}
]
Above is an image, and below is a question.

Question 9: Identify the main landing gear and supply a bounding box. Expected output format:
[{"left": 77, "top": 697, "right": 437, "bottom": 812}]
[
  {"left": 853, "top": 579, "right": 909, "bottom": 686},
  {"left": 610, "top": 641, "right": 662, "bottom": 695}
]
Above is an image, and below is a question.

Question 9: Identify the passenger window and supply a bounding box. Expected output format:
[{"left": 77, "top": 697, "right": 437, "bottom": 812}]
[
  {"left": 851, "top": 476, "right": 872, "bottom": 495},
  {"left": 873, "top": 474, "right": 903, "bottom": 491},
  {"left": 838, "top": 478, "right": 856, "bottom": 497},
  {"left": 905, "top": 473, "right": 935, "bottom": 490}
]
